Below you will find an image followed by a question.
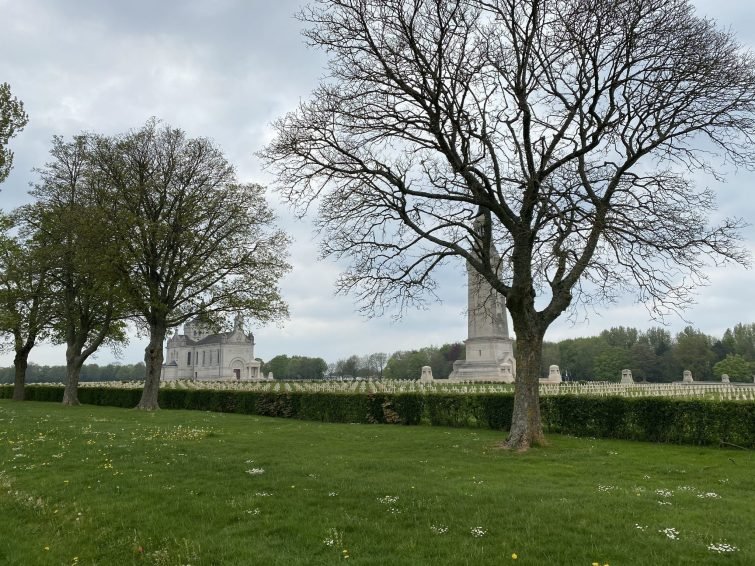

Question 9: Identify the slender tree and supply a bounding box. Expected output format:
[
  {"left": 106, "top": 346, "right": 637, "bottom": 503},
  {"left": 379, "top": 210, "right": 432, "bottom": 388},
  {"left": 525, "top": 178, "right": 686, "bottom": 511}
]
[
  {"left": 22, "top": 135, "right": 129, "bottom": 405},
  {"left": 0, "top": 82, "right": 28, "bottom": 186},
  {"left": 0, "top": 215, "right": 51, "bottom": 400},
  {"left": 262, "top": 0, "right": 755, "bottom": 449},
  {"left": 90, "top": 120, "right": 290, "bottom": 409}
]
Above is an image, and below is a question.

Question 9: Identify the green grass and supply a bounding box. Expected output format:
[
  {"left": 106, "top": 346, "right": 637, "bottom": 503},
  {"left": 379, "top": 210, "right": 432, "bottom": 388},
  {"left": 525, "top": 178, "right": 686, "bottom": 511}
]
[{"left": 0, "top": 401, "right": 751, "bottom": 565}]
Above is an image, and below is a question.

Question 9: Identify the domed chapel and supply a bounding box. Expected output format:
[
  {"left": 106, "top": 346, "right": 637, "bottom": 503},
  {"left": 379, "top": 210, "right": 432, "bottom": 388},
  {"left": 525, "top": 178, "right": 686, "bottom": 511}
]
[{"left": 161, "top": 315, "right": 262, "bottom": 381}]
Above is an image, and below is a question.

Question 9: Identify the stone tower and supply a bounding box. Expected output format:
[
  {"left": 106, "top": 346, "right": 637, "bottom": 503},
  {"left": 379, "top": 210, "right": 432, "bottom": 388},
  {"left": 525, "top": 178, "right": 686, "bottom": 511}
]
[{"left": 449, "top": 214, "right": 516, "bottom": 382}]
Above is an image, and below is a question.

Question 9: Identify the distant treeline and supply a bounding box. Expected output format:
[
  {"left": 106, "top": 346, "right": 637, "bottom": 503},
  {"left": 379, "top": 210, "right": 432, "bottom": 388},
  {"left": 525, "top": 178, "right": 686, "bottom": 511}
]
[
  {"left": 331, "top": 323, "right": 755, "bottom": 382},
  {"left": 0, "top": 363, "right": 146, "bottom": 384},
  {"left": 541, "top": 324, "right": 755, "bottom": 382}
]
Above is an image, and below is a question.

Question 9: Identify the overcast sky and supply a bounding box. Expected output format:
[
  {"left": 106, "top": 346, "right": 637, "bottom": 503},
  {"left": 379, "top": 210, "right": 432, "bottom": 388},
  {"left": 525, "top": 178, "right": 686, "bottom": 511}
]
[{"left": 1, "top": 0, "right": 754, "bottom": 368}]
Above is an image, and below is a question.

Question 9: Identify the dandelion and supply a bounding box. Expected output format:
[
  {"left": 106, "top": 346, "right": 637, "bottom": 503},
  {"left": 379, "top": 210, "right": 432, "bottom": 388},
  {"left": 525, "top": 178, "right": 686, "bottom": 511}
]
[{"left": 511, "top": 553, "right": 517, "bottom": 560}]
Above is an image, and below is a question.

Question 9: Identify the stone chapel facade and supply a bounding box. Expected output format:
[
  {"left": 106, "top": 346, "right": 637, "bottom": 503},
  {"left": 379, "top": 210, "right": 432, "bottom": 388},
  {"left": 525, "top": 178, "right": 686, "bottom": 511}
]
[{"left": 161, "top": 316, "right": 263, "bottom": 381}]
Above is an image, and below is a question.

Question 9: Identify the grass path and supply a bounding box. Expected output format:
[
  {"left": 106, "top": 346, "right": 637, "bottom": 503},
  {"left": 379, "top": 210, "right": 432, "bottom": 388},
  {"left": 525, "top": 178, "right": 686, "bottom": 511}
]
[{"left": 0, "top": 400, "right": 751, "bottom": 565}]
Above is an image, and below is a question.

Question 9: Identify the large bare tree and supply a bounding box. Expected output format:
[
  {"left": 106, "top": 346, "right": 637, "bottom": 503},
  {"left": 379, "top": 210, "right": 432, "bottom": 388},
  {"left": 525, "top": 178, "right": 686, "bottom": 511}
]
[
  {"left": 91, "top": 120, "right": 290, "bottom": 409},
  {"left": 262, "top": 0, "right": 755, "bottom": 449}
]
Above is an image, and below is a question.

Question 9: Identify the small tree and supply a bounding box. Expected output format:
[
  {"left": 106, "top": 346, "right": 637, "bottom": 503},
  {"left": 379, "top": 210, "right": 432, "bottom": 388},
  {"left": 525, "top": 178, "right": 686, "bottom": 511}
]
[
  {"left": 0, "top": 216, "right": 51, "bottom": 400},
  {"left": 713, "top": 354, "right": 753, "bottom": 382},
  {"left": 90, "top": 120, "right": 290, "bottom": 409},
  {"left": 674, "top": 326, "right": 717, "bottom": 381},
  {"left": 262, "top": 0, "right": 755, "bottom": 449},
  {"left": 367, "top": 352, "right": 388, "bottom": 378},
  {"left": 0, "top": 83, "right": 28, "bottom": 186}
]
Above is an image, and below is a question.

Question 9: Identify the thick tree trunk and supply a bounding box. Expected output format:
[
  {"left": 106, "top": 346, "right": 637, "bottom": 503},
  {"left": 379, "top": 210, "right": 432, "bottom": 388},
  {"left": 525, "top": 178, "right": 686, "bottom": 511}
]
[
  {"left": 62, "top": 348, "right": 84, "bottom": 406},
  {"left": 137, "top": 322, "right": 167, "bottom": 410},
  {"left": 12, "top": 352, "right": 28, "bottom": 401},
  {"left": 504, "top": 331, "right": 546, "bottom": 450}
]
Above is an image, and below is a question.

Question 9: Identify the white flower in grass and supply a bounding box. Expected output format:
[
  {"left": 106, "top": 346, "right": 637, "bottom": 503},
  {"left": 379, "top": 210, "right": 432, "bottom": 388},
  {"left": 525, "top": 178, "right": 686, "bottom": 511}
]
[
  {"left": 597, "top": 485, "right": 616, "bottom": 493},
  {"left": 697, "top": 492, "right": 720, "bottom": 499},
  {"left": 377, "top": 495, "right": 399, "bottom": 504},
  {"left": 657, "top": 500, "right": 672, "bottom": 506},
  {"left": 659, "top": 527, "right": 679, "bottom": 540},
  {"left": 708, "top": 543, "right": 738, "bottom": 553},
  {"left": 246, "top": 468, "right": 265, "bottom": 475},
  {"left": 254, "top": 491, "right": 272, "bottom": 497},
  {"left": 328, "top": 492, "right": 338, "bottom": 497},
  {"left": 655, "top": 489, "right": 673, "bottom": 498},
  {"left": 635, "top": 524, "right": 648, "bottom": 531},
  {"left": 470, "top": 526, "right": 487, "bottom": 538},
  {"left": 323, "top": 528, "right": 342, "bottom": 548},
  {"left": 430, "top": 524, "right": 448, "bottom": 535}
]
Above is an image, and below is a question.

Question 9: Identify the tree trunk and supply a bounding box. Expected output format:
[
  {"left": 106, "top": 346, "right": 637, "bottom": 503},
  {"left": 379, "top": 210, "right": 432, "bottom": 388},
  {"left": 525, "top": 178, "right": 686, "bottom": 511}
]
[
  {"left": 62, "top": 347, "right": 84, "bottom": 406},
  {"left": 137, "top": 322, "right": 167, "bottom": 410},
  {"left": 504, "top": 331, "right": 546, "bottom": 450},
  {"left": 12, "top": 352, "right": 28, "bottom": 401}
]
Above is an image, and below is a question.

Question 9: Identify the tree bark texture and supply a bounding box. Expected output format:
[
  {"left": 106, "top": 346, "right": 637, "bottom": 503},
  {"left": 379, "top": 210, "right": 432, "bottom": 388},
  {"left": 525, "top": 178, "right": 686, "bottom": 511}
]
[
  {"left": 62, "top": 346, "right": 84, "bottom": 406},
  {"left": 12, "top": 352, "right": 28, "bottom": 401},
  {"left": 137, "top": 323, "right": 166, "bottom": 410},
  {"left": 504, "top": 331, "right": 546, "bottom": 450}
]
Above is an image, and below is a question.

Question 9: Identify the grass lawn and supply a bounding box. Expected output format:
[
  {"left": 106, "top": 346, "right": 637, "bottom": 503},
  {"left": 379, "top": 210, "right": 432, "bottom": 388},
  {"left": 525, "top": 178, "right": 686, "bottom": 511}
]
[{"left": 0, "top": 400, "right": 751, "bottom": 565}]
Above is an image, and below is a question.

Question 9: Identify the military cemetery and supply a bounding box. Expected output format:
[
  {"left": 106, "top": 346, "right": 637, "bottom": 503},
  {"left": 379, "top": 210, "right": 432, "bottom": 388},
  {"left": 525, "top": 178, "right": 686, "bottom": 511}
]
[{"left": 2, "top": 0, "right": 755, "bottom": 564}]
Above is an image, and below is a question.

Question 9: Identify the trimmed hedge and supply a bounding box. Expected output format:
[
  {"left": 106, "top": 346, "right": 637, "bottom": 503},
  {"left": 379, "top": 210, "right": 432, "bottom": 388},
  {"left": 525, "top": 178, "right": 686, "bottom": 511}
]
[{"left": 1, "top": 385, "right": 753, "bottom": 448}]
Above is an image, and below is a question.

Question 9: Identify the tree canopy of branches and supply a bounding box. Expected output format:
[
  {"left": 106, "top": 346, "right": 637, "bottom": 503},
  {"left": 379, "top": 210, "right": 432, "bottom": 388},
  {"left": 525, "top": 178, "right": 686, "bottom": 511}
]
[
  {"left": 0, "top": 82, "right": 28, "bottom": 186},
  {"left": 262, "top": 0, "right": 755, "bottom": 449},
  {"left": 89, "top": 120, "right": 290, "bottom": 409},
  {"left": 20, "top": 135, "right": 129, "bottom": 405}
]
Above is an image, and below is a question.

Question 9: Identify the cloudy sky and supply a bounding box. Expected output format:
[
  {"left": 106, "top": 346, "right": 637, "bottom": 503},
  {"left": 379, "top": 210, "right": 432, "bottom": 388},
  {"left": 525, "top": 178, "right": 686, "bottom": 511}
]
[{"left": 1, "top": 0, "right": 754, "bottom": 368}]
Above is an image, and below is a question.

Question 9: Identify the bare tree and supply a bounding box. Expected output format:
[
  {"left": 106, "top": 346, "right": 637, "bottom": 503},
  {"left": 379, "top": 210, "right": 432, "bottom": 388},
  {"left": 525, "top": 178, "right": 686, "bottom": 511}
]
[
  {"left": 91, "top": 120, "right": 291, "bottom": 409},
  {"left": 368, "top": 352, "right": 388, "bottom": 378},
  {"left": 262, "top": 0, "right": 755, "bottom": 449}
]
